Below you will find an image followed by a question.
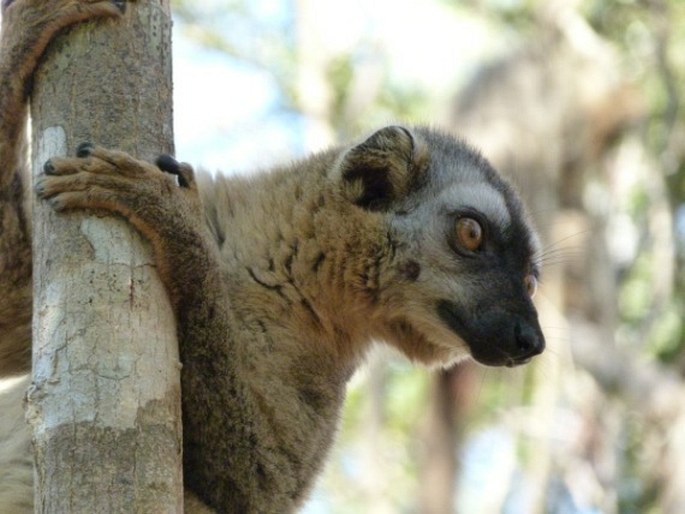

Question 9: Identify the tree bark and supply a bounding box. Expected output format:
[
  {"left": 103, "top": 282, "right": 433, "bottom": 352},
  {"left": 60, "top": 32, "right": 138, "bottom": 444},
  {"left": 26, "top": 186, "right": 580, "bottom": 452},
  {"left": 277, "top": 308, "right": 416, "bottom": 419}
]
[
  {"left": 26, "top": 2, "right": 182, "bottom": 512},
  {"left": 417, "top": 365, "right": 478, "bottom": 514},
  {"left": 417, "top": 370, "right": 457, "bottom": 514}
]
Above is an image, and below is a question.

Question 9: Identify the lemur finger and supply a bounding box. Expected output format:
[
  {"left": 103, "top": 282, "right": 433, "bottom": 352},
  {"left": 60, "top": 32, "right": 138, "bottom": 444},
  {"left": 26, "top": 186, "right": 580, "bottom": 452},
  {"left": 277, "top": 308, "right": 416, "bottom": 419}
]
[
  {"left": 155, "top": 154, "right": 180, "bottom": 174},
  {"left": 43, "top": 189, "right": 135, "bottom": 218},
  {"left": 111, "top": 0, "right": 127, "bottom": 14},
  {"left": 43, "top": 187, "right": 160, "bottom": 246},
  {"left": 43, "top": 157, "right": 85, "bottom": 176},
  {"left": 54, "top": 1, "right": 126, "bottom": 21},
  {"left": 83, "top": 1, "right": 128, "bottom": 17},
  {"left": 76, "top": 142, "right": 95, "bottom": 158},
  {"left": 43, "top": 156, "right": 118, "bottom": 178},
  {"left": 156, "top": 154, "right": 196, "bottom": 189},
  {"left": 36, "top": 172, "right": 138, "bottom": 200},
  {"left": 75, "top": 144, "right": 152, "bottom": 177},
  {"left": 44, "top": 145, "right": 151, "bottom": 178},
  {"left": 84, "top": 1, "right": 127, "bottom": 16}
]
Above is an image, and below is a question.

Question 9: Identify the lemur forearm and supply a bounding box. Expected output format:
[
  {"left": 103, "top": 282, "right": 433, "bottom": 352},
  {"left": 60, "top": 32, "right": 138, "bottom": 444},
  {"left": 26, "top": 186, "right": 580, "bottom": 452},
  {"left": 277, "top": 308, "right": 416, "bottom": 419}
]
[
  {"left": 0, "top": 37, "right": 29, "bottom": 190},
  {"left": 0, "top": 21, "right": 34, "bottom": 377},
  {"left": 0, "top": 8, "right": 79, "bottom": 189},
  {"left": 0, "top": 179, "right": 32, "bottom": 375},
  {"left": 152, "top": 233, "right": 267, "bottom": 511},
  {"left": 0, "top": 0, "right": 124, "bottom": 377},
  {"left": 150, "top": 218, "right": 320, "bottom": 512}
]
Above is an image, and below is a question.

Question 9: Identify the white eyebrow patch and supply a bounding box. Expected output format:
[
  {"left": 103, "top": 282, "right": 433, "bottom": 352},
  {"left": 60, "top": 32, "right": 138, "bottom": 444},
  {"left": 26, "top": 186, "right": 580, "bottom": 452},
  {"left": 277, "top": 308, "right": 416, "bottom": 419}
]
[{"left": 441, "top": 182, "right": 511, "bottom": 228}]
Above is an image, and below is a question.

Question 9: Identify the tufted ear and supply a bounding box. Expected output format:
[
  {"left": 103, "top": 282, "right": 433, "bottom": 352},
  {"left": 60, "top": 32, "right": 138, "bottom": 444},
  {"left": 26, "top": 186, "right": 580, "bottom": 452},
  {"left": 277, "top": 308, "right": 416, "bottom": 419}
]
[{"left": 337, "top": 126, "right": 428, "bottom": 211}]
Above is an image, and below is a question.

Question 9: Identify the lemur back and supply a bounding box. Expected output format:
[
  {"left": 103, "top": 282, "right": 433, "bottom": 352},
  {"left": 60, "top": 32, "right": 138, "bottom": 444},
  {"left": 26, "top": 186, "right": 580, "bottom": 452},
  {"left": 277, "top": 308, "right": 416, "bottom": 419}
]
[{"left": 0, "top": 2, "right": 544, "bottom": 513}]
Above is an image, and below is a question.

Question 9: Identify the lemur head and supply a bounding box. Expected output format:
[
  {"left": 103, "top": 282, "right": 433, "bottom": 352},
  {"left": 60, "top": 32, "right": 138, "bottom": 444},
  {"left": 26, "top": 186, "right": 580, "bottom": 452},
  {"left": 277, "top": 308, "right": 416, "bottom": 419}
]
[{"left": 335, "top": 125, "right": 544, "bottom": 368}]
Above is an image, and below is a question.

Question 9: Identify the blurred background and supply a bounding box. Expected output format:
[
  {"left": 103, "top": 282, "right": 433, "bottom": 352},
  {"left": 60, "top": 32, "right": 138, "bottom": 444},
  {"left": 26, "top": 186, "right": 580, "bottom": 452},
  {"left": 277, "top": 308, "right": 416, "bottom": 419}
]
[{"left": 170, "top": 0, "right": 684, "bottom": 512}]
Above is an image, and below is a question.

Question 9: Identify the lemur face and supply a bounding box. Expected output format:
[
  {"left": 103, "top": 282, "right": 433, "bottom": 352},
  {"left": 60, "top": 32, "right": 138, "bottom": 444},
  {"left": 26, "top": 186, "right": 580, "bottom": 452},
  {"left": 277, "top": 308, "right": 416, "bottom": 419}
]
[
  {"left": 339, "top": 126, "right": 544, "bottom": 367},
  {"left": 432, "top": 202, "right": 543, "bottom": 368},
  {"left": 389, "top": 128, "right": 544, "bottom": 367}
]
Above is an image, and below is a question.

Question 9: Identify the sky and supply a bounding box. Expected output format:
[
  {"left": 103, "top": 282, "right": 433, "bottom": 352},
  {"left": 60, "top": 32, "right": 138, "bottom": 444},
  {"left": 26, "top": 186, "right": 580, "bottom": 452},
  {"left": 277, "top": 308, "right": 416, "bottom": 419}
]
[
  {"left": 0, "top": 1, "right": 509, "bottom": 172},
  {"left": 171, "top": 0, "right": 507, "bottom": 174}
]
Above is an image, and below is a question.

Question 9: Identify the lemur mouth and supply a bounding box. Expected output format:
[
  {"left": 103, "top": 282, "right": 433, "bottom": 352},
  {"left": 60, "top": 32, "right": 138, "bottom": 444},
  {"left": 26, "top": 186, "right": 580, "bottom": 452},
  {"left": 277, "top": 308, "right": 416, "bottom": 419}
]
[{"left": 436, "top": 300, "right": 544, "bottom": 367}]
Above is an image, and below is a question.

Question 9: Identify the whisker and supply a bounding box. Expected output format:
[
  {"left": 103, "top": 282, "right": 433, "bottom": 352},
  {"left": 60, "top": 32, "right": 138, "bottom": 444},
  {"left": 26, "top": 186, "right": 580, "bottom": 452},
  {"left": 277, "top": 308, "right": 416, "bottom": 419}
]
[
  {"left": 537, "top": 257, "right": 575, "bottom": 269},
  {"left": 535, "top": 248, "right": 583, "bottom": 263},
  {"left": 537, "top": 246, "right": 583, "bottom": 257},
  {"left": 539, "top": 230, "right": 590, "bottom": 251},
  {"left": 534, "top": 232, "right": 588, "bottom": 262},
  {"left": 537, "top": 255, "right": 580, "bottom": 265}
]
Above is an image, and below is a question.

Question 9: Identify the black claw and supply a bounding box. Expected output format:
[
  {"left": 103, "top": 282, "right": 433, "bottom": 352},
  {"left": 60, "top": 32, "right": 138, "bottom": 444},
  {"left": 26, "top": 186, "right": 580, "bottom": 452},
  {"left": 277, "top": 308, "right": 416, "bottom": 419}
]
[
  {"left": 43, "top": 160, "right": 55, "bottom": 175},
  {"left": 156, "top": 154, "right": 181, "bottom": 175},
  {"left": 76, "top": 142, "right": 94, "bottom": 158},
  {"left": 177, "top": 173, "right": 191, "bottom": 189},
  {"left": 112, "top": 0, "right": 126, "bottom": 14},
  {"left": 156, "top": 154, "right": 194, "bottom": 188}
]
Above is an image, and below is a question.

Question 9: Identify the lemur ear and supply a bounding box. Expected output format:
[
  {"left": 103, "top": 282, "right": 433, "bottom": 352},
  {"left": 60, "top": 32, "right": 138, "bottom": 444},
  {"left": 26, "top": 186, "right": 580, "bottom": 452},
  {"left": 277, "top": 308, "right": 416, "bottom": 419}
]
[{"left": 337, "top": 126, "right": 428, "bottom": 211}]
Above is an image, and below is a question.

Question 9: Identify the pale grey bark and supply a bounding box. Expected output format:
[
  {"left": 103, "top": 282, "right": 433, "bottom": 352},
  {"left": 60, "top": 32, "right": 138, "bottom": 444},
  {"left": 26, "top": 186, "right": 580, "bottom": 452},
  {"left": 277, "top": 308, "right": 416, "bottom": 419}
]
[{"left": 26, "top": 2, "right": 182, "bottom": 512}]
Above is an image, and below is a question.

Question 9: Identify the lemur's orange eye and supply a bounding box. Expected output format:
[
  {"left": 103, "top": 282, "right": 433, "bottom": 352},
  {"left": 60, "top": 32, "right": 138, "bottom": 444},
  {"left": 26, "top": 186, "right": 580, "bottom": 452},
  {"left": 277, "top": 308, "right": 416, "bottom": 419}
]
[
  {"left": 456, "top": 217, "right": 483, "bottom": 252},
  {"left": 525, "top": 274, "right": 538, "bottom": 298}
]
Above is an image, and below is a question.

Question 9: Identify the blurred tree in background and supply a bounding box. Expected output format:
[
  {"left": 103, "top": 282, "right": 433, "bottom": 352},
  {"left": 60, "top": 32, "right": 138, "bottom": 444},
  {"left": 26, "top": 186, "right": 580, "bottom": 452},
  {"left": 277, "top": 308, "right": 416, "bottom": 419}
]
[{"left": 171, "top": 0, "right": 684, "bottom": 512}]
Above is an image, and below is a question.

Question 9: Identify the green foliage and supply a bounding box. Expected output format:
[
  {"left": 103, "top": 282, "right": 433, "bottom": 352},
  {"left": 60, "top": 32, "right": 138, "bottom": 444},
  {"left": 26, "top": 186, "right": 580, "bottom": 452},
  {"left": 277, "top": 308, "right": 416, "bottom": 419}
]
[
  {"left": 584, "top": 0, "right": 685, "bottom": 362},
  {"left": 619, "top": 253, "right": 656, "bottom": 324},
  {"left": 384, "top": 362, "right": 430, "bottom": 432},
  {"left": 648, "top": 303, "right": 684, "bottom": 362}
]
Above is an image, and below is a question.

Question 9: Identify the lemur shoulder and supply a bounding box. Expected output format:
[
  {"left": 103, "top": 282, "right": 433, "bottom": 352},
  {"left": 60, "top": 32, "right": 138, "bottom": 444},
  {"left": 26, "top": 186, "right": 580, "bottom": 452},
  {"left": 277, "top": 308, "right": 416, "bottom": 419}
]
[{"left": 0, "top": 1, "right": 544, "bottom": 513}]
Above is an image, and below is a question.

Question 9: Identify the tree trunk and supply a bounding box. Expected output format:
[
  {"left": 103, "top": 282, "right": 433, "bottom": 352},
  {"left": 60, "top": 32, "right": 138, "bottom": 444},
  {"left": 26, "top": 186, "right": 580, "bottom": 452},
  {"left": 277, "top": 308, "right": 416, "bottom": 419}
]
[
  {"left": 26, "top": 2, "right": 182, "bottom": 512},
  {"left": 418, "top": 365, "right": 477, "bottom": 514},
  {"left": 417, "top": 370, "right": 457, "bottom": 514}
]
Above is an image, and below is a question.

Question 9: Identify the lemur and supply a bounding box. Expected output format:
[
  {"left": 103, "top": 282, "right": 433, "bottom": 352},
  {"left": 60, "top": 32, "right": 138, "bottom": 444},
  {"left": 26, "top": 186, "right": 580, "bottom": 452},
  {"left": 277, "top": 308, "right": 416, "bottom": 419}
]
[{"left": 0, "top": 1, "right": 544, "bottom": 512}]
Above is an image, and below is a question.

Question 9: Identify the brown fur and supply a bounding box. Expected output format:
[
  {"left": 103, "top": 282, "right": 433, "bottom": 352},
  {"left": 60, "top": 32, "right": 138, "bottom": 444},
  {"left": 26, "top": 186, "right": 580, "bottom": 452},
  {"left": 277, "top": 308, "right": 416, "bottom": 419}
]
[
  {"left": 0, "top": 1, "right": 543, "bottom": 513},
  {"left": 0, "top": 1, "right": 125, "bottom": 377},
  {"left": 34, "top": 132, "right": 459, "bottom": 511}
]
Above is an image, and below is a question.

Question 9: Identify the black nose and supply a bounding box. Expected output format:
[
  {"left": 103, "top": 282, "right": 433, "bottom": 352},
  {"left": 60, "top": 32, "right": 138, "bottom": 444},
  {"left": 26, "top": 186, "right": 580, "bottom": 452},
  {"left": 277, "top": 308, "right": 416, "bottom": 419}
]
[{"left": 513, "top": 321, "right": 545, "bottom": 362}]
